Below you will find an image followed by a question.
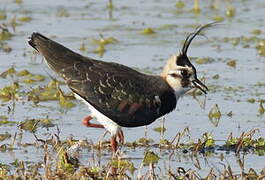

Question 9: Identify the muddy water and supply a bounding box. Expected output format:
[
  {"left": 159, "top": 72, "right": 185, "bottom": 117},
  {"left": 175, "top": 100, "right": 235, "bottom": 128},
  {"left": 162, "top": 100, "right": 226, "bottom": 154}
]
[{"left": 0, "top": 0, "right": 264, "bottom": 177}]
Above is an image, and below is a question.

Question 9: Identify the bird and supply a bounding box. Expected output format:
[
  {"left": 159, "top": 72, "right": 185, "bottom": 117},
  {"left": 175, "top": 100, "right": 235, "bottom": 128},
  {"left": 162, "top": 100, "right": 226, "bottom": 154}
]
[{"left": 28, "top": 23, "right": 211, "bottom": 152}]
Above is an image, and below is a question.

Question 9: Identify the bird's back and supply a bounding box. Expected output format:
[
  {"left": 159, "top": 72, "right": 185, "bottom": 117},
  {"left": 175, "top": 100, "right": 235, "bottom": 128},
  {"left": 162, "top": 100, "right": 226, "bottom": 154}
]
[{"left": 29, "top": 33, "right": 177, "bottom": 127}]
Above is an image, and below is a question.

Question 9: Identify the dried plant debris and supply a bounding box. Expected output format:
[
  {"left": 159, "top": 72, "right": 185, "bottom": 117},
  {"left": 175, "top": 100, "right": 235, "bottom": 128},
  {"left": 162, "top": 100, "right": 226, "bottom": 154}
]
[{"left": 0, "top": 128, "right": 264, "bottom": 179}]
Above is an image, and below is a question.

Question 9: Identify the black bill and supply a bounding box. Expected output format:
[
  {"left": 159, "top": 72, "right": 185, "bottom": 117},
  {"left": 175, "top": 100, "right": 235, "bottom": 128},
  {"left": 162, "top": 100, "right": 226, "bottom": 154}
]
[{"left": 192, "top": 79, "right": 208, "bottom": 94}]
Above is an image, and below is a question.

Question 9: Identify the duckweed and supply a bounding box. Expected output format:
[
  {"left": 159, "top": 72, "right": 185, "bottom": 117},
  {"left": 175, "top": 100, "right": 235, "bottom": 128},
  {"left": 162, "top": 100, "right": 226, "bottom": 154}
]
[{"left": 141, "top": 28, "right": 156, "bottom": 35}]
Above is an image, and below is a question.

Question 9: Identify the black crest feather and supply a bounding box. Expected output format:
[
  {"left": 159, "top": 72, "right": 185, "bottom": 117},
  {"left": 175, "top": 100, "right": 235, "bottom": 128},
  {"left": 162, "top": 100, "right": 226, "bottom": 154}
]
[{"left": 177, "top": 22, "right": 217, "bottom": 66}]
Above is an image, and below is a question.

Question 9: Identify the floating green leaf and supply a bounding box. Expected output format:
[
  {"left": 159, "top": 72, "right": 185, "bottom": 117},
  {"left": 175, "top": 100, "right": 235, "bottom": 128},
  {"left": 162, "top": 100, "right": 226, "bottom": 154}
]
[
  {"left": 203, "top": 133, "right": 215, "bottom": 148},
  {"left": 56, "top": 8, "right": 70, "bottom": 17},
  {"left": 251, "top": 29, "right": 262, "bottom": 36},
  {"left": 208, "top": 104, "right": 221, "bottom": 127},
  {"left": 17, "top": 70, "right": 30, "bottom": 76},
  {"left": 15, "top": 0, "right": 23, "bottom": 4},
  {"left": 226, "top": 7, "right": 236, "bottom": 17},
  {"left": 0, "top": 82, "right": 20, "bottom": 102},
  {"left": 137, "top": 137, "right": 154, "bottom": 144},
  {"left": 143, "top": 151, "right": 159, "bottom": 165},
  {"left": 92, "top": 44, "right": 105, "bottom": 57},
  {"left": 19, "top": 119, "right": 39, "bottom": 132},
  {"left": 175, "top": 1, "right": 185, "bottom": 8},
  {"left": 195, "top": 57, "right": 210, "bottom": 64},
  {"left": 18, "top": 16, "right": 32, "bottom": 22},
  {"left": 0, "top": 115, "right": 17, "bottom": 126},
  {"left": 153, "top": 127, "right": 166, "bottom": 133},
  {"left": 247, "top": 98, "right": 256, "bottom": 103},
  {"left": 0, "top": 30, "right": 13, "bottom": 41},
  {"left": 0, "top": 42, "right": 12, "bottom": 53},
  {"left": 141, "top": 28, "right": 156, "bottom": 35},
  {"left": 58, "top": 86, "right": 75, "bottom": 109},
  {"left": 0, "top": 132, "right": 11, "bottom": 142},
  {"left": 0, "top": 67, "right": 16, "bottom": 78},
  {"left": 212, "top": 15, "right": 224, "bottom": 22},
  {"left": 0, "top": 11, "right": 6, "bottom": 20},
  {"left": 212, "top": 74, "right": 219, "bottom": 79},
  {"left": 57, "top": 148, "right": 78, "bottom": 173},
  {"left": 110, "top": 159, "right": 136, "bottom": 174},
  {"left": 40, "top": 118, "right": 55, "bottom": 128},
  {"left": 256, "top": 40, "right": 265, "bottom": 56}
]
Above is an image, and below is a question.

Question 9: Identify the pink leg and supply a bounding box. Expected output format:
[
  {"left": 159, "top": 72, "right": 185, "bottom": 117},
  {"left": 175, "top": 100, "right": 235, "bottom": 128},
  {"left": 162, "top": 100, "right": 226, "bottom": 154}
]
[
  {"left": 117, "top": 130, "right": 124, "bottom": 144},
  {"left": 82, "top": 116, "right": 104, "bottom": 128},
  {"left": 110, "top": 130, "right": 125, "bottom": 152},
  {"left": 110, "top": 135, "right": 118, "bottom": 152}
]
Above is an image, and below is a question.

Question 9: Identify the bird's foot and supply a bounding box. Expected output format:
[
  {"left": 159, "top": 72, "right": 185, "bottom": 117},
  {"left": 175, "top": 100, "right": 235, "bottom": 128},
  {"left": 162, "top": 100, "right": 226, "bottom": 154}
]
[
  {"left": 82, "top": 116, "right": 104, "bottom": 128},
  {"left": 110, "top": 130, "right": 125, "bottom": 152}
]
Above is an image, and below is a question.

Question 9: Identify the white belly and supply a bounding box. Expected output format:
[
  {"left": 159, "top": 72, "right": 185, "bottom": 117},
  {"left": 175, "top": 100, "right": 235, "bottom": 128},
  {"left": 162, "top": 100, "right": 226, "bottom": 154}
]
[{"left": 74, "top": 93, "right": 120, "bottom": 136}]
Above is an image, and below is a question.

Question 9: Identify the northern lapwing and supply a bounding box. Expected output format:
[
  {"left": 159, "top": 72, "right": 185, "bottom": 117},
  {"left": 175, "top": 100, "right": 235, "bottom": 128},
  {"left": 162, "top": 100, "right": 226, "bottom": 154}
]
[{"left": 28, "top": 23, "right": 211, "bottom": 152}]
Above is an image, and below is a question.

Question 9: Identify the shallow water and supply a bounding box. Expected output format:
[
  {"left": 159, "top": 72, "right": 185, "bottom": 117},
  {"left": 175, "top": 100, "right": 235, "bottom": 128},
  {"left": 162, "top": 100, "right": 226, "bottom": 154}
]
[{"left": 0, "top": 0, "right": 265, "bottom": 177}]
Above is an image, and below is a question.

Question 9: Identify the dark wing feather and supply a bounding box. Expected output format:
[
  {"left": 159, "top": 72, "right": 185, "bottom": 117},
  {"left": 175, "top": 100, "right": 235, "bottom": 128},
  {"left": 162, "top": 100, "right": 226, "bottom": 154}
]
[
  {"left": 64, "top": 61, "right": 176, "bottom": 127},
  {"left": 29, "top": 33, "right": 177, "bottom": 127}
]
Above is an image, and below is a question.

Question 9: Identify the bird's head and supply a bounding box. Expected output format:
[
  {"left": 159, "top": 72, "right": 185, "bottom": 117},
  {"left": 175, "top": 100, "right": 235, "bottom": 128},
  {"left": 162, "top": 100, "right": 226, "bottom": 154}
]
[{"left": 161, "top": 23, "right": 214, "bottom": 96}]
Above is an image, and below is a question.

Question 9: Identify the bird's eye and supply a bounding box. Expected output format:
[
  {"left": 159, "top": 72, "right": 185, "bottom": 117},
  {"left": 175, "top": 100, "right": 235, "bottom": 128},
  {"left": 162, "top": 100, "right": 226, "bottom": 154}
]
[
  {"left": 170, "top": 73, "right": 179, "bottom": 78},
  {"left": 180, "top": 69, "right": 188, "bottom": 77}
]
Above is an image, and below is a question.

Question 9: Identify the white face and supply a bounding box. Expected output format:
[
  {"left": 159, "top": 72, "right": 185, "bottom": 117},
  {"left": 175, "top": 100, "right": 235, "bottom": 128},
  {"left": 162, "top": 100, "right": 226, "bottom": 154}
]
[
  {"left": 165, "top": 67, "right": 194, "bottom": 96},
  {"left": 160, "top": 23, "right": 214, "bottom": 95},
  {"left": 161, "top": 55, "right": 208, "bottom": 96}
]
